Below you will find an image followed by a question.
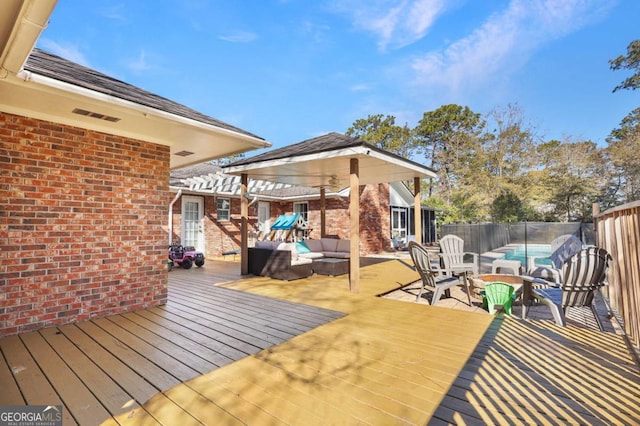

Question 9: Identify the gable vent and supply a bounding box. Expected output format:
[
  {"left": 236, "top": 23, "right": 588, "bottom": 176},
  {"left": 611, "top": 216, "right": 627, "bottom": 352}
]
[{"left": 72, "top": 108, "right": 121, "bottom": 122}]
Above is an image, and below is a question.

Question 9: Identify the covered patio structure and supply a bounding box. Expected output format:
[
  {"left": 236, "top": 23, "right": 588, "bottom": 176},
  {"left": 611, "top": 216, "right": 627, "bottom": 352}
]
[{"left": 223, "top": 132, "right": 437, "bottom": 292}]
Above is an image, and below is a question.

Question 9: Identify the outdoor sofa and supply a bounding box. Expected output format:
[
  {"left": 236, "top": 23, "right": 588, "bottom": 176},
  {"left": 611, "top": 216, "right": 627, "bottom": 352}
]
[{"left": 248, "top": 238, "right": 350, "bottom": 280}]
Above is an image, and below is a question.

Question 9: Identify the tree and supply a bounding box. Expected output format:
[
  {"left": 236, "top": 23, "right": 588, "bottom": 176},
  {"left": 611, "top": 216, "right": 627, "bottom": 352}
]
[
  {"left": 491, "top": 189, "right": 525, "bottom": 222},
  {"left": 414, "top": 105, "right": 484, "bottom": 201},
  {"left": 483, "top": 104, "right": 538, "bottom": 179},
  {"left": 604, "top": 108, "right": 640, "bottom": 203},
  {"left": 610, "top": 39, "right": 640, "bottom": 92},
  {"left": 537, "top": 139, "right": 605, "bottom": 221},
  {"left": 346, "top": 114, "right": 414, "bottom": 158}
]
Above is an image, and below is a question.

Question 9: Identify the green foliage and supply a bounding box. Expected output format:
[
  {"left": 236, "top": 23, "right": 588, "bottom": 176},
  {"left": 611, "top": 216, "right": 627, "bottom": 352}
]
[
  {"left": 610, "top": 39, "right": 640, "bottom": 92},
  {"left": 490, "top": 190, "right": 524, "bottom": 222},
  {"left": 414, "top": 104, "right": 484, "bottom": 201},
  {"left": 604, "top": 108, "right": 640, "bottom": 203},
  {"left": 346, "top": 114, "right": 414, "bottom": 158}
]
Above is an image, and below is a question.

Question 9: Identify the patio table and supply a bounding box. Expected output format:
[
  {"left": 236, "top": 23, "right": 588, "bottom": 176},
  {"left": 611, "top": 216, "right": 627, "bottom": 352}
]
[
  {"left": 520, "top": 276, "right": 550, "bottom": 319},
  {"left": 449, "top": 264, "right": 474, "bottom": 305},
  {"left": 312, "top": 258, "right": 350, "bottom": 277}
]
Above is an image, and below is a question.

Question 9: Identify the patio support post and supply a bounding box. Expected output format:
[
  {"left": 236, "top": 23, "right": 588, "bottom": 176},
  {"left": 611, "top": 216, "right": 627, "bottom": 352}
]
[
  {"left": 320, "top": 187, "right": 326, "bottom": 238},
  {"left": 241, "top": 173, "right": 249, "bottom": 275},
  {"left": 350, "top": 158, "right": 360, "bottom": 293},
  {"left": 414, "top": 177, "right": 422, "bottom": 245}
]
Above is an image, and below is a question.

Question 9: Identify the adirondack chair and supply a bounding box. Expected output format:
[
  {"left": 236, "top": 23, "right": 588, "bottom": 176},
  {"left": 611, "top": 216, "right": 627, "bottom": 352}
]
[
  {"left": 532, "top": 247, "right": 610, "bottom": 330},
  {"left": 527, "top": 234, "right": 583, "bottom": 282},
  {"left": 439, "top": 235, "right": 479, "bottom": 277},
  {"left": 482, "top": 282, "right": 516, "bottom": 315},
  {"left": 408, "top": 241, "right": 462, "bottom": 305}
]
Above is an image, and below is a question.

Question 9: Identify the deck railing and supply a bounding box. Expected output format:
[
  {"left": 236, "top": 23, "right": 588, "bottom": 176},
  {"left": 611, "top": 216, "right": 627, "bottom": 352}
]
[{"left": 594, "top": 201, "right": 640, "bottom": 349}]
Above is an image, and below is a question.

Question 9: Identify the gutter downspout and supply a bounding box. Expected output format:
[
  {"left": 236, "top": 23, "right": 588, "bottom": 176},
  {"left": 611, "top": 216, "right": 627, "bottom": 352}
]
[{"left": 169, "top": 190, "right": 182, "bottom": 245}]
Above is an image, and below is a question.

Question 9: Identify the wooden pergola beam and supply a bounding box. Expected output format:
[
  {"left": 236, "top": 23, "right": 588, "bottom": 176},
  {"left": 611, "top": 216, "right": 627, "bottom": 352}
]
[
  {"left": 414, "top": 176, "right": 422, "bottom": 245},
  {"left": 240, "top": 173, "right": 249, "bottom": 275},
  {"left": 349, "top": 158, "right": 360, "bottom": 293}
]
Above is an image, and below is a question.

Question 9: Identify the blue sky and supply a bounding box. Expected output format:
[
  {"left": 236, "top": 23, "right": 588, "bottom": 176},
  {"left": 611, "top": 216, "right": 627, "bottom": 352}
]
[{"left": 38, "top": 0, "right": 638, "bottom": 153}]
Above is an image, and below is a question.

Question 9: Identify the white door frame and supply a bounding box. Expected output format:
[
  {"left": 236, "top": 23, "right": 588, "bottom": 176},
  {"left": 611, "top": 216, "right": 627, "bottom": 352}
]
[
  {"left": 258, "top": 201, "right": 271, "bottom": 236},
  {"left": 391, "top": 207, "right": 408, "bottom": 242},
  {"left": 181, "top": 196, "right": 205, "bottom": 253}
]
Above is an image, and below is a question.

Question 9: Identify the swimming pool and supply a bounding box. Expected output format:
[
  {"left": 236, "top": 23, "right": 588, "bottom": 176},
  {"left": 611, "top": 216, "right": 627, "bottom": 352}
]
[{"left": 503, "top": 244, "right": 552, "bottom": 266}]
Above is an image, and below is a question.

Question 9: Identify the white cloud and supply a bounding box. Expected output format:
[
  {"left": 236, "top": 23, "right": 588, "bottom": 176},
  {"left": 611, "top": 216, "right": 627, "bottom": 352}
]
[
  {"left": 349, "top": 83, "right": 370, "bottom": 92},
  {"left": 127, "top": 50, "right": 151, "bottom": 72},
  {"left": 330, "top": 0, "right": 449, "bottom": 50},
  {"left": 218, "top": 31, "right": 258, "bottom": 43},
  {"left": 99, "top": 3, "right": 127, "bottom": 22},
  {"left": 37, "top": 39, "right": 90, "bottom": 67},
  {"left": 410, "top": 0, "right": 614, "bottom": 95}
]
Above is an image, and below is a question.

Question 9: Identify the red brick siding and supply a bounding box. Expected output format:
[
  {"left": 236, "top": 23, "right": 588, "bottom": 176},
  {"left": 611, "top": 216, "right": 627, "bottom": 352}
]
[
  {"left": 170, "top": 194, "right": 258, "bottom": 256},
  {"left": 0, "top": 112, "right": 169, "bottom": 336},
  {"left": 269, "top": 184, "right": 391, "bottom": 255}
]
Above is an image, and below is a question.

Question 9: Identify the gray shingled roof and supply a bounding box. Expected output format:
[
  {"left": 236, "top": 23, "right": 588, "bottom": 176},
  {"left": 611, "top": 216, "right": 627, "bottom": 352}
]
[
  {"left": 226, "top": 132, "right": 432, "bottom": 174},
  {"left": 170, "top": 163, "right": 222, "bottom": 188},
  {"left": 25, "top": 48, "right": 264, "bottom": 141},
  {"left": 227, "top": 132, "right": 363, "bottom": 166}
]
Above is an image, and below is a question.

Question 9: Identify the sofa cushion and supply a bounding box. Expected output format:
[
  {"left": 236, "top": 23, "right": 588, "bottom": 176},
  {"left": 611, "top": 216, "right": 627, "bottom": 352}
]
[
  {"left": 304, "top": 239, "right": 323, "bottom": 253},
  {"left": 299, "top": 252, "right": 324, "bottom": 259},
  {"left": 277, "top": 242, "right": 298, "bottom": 261},
  {"left": 321, "top": 238, "right": 339, "bottom": 252},
  {"left": 291, "top": 257, "right": 313, "bottom": 266},
  {"left": 336, "top": 239, "right": 350, "bottom": 253},
  {"left": 295, "top": 241, "right": 311, "bottom": 254},
  {"left": 256, "top": 240, "right": 279, "bottom": 250}
]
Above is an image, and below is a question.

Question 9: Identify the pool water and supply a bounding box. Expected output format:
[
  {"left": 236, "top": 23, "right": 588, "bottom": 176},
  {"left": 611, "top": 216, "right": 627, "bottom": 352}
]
[{"left": 503, "top": 244, "right": 552, "bottom": 266}]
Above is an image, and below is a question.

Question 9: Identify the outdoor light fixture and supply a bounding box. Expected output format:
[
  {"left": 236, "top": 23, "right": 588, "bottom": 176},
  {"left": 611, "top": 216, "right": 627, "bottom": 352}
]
[{"left": 328, "top": 175, "right": 341, "bottom": 192}]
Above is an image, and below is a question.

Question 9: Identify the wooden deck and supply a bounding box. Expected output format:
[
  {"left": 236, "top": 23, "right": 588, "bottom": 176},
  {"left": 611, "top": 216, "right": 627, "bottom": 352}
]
[{"left": 2, "top": 259, "right": 639, "bottom": 425}]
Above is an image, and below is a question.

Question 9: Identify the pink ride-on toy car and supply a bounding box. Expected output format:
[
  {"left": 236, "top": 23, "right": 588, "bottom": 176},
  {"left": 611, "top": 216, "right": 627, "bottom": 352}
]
[{"left": 168, "top": 244, "right": 205, "bottom": 270}]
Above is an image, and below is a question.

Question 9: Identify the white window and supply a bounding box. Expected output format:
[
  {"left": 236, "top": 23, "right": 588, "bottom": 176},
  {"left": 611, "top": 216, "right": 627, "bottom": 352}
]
[
  {"left": 294, "top": 202, "right": 309, "bottom": 222},
  {"left": 216, "top": 198, "right": 230, "bottom": 221}
]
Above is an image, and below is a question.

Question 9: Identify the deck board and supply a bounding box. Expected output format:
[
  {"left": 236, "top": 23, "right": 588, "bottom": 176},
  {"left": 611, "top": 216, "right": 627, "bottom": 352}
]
[
  {"left": 19, "top": 331, "right": 106, "bottom": 425},
  {"left": 38, "top": 327, "right": 142, "bottom": 418},
  {"left": 57, "top": 323, "right": 159, "bottom": 406},
  {"left": 0, "top": 335, "right": 76, "bottom": 425},
  {"left": 0, "top": 336, "right": 24, "bottom": 405}
]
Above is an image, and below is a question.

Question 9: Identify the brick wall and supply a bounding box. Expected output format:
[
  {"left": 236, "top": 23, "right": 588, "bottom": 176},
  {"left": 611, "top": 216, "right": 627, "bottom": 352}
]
[
  {"left": 275, "top": 184, "right": 391, "bottom": 255},
  {"left": 0, "top": 112, "right": 169, "bottom": 336},
  {"left": 171, "top": 194, "right": 258, "bottom": 256}
]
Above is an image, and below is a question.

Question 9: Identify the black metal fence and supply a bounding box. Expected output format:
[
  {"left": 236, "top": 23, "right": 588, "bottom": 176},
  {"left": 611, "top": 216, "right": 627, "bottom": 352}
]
[{"left": 441, "top": 222, "right": 594, "bottom": 255}]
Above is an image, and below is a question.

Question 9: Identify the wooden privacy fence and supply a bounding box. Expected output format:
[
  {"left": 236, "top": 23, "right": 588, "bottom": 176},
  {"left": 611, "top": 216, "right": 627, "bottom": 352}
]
[{"left": 593, "top": 201, "right": 640, "bottom": 349}]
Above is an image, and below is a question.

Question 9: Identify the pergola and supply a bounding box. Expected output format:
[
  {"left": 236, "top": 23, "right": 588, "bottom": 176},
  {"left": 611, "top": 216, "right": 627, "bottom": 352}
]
[{"left": 223, "top": 132, "right": 437, "bottom": 292}]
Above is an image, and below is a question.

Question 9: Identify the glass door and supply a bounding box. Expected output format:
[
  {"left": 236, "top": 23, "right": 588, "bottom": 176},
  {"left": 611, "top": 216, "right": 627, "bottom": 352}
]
[{"left": 391, "top": 207, "right": 407, "bottom": 244}]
